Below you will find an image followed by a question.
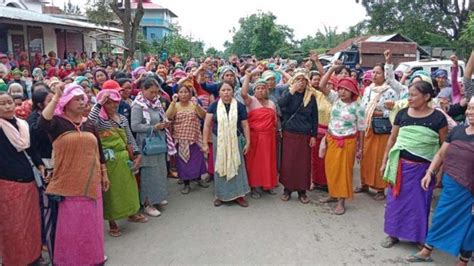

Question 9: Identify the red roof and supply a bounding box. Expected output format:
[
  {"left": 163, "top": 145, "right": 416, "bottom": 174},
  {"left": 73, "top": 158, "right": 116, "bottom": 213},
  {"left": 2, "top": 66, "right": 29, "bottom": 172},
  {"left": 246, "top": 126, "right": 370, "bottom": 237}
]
[
  {"left": 326, "top": 36, "right": 369, "bottom": 55},
  {"left": 130, "top": 0, "right": 177, "bottom": 17}
]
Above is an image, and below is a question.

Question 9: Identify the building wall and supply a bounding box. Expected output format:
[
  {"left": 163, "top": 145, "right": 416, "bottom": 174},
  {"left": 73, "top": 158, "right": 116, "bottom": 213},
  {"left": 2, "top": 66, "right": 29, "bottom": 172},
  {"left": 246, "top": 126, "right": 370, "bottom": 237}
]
[
  {"left": 42, "top": 26, "right": 57, "bottom": 54},
  {"left": 144, "top": 26, "right": 171, "bottom": 42},
  {"left": 83, "top": 33, "right": 97, "bottom": 56}
]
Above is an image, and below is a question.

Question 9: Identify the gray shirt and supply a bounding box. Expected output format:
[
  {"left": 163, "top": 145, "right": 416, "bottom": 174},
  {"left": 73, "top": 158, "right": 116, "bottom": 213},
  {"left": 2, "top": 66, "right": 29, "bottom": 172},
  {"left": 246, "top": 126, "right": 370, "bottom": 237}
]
[{"left": 131, "top": 103, "right": 167, "bottom": 167}]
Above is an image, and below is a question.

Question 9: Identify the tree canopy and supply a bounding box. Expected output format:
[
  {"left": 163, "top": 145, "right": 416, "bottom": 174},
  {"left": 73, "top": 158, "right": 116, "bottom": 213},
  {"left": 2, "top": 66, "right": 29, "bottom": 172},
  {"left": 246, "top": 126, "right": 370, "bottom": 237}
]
[
  {"left": 224, "top": 12, "right": 294, "bottom": 58},
  {"left": 355, "top": 0, "right": 472, "bottom": 46},
  {"left": 63, "top": 0, "right": 82, "bottom": 15}
]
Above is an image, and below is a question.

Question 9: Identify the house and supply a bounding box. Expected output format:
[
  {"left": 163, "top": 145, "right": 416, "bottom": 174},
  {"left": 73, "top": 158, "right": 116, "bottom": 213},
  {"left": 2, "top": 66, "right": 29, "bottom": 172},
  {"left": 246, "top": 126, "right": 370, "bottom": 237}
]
[
  {"left": 130, "top": 0, "right": 177, "bottom": 42},
  {"left": 326, "top": 33, "right": 430, "bottom": 69},
  {"left": 0, "top": 0, "right": 122, "bottom": 63}
]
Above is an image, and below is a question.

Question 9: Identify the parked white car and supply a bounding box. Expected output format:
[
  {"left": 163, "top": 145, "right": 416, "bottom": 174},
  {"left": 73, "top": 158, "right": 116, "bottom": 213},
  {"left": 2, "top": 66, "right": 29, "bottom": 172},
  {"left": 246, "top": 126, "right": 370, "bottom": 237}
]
[{"left": 395, "top": 60, "right": 466, "bottom": 80}]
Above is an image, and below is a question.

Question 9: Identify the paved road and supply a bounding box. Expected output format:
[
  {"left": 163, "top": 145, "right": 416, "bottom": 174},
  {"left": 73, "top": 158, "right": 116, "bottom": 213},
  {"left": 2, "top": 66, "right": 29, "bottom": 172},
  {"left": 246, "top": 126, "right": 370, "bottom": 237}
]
[{"left": 104, "top": 166, "right": 453, "bottom": 265}]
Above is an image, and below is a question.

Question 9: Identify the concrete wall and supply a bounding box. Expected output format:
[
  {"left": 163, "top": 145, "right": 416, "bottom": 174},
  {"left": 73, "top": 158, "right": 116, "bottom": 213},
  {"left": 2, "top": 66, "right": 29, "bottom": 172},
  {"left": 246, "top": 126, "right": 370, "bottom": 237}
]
[{"left": 42, "top": 26, "right": 57, "bottom": 54}]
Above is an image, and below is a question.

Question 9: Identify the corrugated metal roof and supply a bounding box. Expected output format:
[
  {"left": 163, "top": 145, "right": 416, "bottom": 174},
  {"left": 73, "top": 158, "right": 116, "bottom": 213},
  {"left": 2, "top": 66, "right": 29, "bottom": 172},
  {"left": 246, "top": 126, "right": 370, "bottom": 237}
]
[
  {"left": 365, "top": 33, "right": 398, "bottom": 42},
  {"left": 0, "top": 6, "right": 123, "bottom": 32}
]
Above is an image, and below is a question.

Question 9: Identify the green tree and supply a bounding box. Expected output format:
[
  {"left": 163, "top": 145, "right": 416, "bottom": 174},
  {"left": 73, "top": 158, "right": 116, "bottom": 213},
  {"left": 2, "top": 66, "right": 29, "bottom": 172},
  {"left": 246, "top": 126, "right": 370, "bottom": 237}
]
[
  {"left": 110, "top": 0, "right": 145, "bottom": 59},
  {"left": 225, "top": 12, "right": 295, "bottom": 58},
  {"left": 86, "top": 0, "right": 117, "bottom": 26},
  {"left": 152, "top": 24, "right": 205, "bottom": 59},
  {"left": 205, "top": 47, "right": 223, "bottom": 58},
  {"left": 460, "top": 12, "right": 474, "bottom": 46},
  {"left": 297, "top": 26, "right": 351, "bottom": 55},
  {"left": 63, "top": 0, "right": 82, "bottom": 15},
  {"left": 355, "top": 0, "right": 471, "bottom": 45}
]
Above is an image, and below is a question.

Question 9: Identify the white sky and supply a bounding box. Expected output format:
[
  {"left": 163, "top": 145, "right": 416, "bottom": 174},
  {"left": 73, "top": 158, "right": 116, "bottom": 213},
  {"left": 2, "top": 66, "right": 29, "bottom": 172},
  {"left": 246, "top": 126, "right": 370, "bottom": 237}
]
[{"left": 60, "top": 0, "right": 368, "bottom": 50}]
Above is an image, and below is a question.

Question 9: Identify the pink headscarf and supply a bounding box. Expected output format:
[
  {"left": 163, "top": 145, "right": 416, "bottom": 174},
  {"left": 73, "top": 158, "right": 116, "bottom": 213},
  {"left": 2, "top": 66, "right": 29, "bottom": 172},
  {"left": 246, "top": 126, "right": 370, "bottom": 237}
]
[
  {"left": 54, "top": 84, "right": 89, "bottom": 117},
  {"left": 96, "top": 89, "right": 121, "bottom": 120}
]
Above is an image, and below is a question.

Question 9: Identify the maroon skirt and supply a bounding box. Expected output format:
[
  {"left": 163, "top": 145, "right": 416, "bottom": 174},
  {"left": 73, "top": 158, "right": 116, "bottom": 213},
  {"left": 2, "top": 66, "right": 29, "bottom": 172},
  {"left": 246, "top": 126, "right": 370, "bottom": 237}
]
[{"left": 279, "top": 131, "right": 311, "bottom": 191}]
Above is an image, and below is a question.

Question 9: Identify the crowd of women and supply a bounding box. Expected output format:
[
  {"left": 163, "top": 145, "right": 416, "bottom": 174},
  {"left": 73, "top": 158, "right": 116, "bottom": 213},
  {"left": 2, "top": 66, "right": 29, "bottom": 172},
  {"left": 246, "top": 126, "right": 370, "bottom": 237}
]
[{"left": 0, "top": 48, "right": 473, "bottom": 265}]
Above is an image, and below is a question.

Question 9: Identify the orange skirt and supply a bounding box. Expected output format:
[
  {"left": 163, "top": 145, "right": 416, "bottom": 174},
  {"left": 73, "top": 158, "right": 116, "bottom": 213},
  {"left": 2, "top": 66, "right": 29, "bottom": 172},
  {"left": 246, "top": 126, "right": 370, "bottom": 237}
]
[
  {"left": 360, "top": 129, "right": 389, "bottom": 190},
  {"left": 0, "top": 179, "right": 41, "bottom": 265},
  {"left": 325, "top": 134, "right": 357, "bottom": 199}
]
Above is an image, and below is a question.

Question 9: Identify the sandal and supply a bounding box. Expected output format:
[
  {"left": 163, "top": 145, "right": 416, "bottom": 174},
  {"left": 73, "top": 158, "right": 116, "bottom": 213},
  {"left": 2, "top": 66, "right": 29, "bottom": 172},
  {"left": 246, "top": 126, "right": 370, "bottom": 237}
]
[
  {"left": 280, "top": 193, "right": 291, "bottom": 201},
  {"left": 128, "top": 213, "right": 148, "bottom": 223},
  {"left": 108, "top": 228, "right": 122, "bottom": 237},
  {"left": 405, "top": 253, "right": 433, "bottom": 262},
  {"left": 373, "top": 192, "right": 386, "bottom": 201},
  {"left": 354, "top": 185, "right": 369, "bottom": 193},
  {"left": 250, "top": 189, "right": 262, "bottom": 199},
  {"left": 213, "top": 199, "right": 223, "bottom": 207},
  {"left": 333, "top": 205, "right": 345, "bottom": 215},
  {"left": 197, "top": 180, "right": 209, "bottom": 188},
  {"left": 381, "top": 236, "right": 399, "bottom": 248},
  {"left": 298, "top": 194, "right": 310, "bottom": 204},
  {"left": 319, "top": 196, "right": 338, "bottom": 203}
]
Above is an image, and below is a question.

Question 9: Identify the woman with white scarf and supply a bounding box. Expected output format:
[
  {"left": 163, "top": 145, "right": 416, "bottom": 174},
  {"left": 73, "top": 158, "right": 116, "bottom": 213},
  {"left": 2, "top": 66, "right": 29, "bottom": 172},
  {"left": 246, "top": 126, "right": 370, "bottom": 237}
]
[
  {"left": 202, "top": 81, "right": 251, "bottom": 207},
  {"left": 358, "top": 63, "right": 398, "bottom": 200},
  {"left": 0, "top": 91, "right": 43, "bottom": 265}
]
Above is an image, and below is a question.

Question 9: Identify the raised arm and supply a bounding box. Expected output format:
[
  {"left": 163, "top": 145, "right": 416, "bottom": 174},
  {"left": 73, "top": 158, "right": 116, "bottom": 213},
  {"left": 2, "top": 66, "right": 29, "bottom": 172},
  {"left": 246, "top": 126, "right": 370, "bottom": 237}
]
[
  {"left": 42, "top": 82, "right": 63, "bottom": 120},
  {"left": 384, "top": 49, "right": 406, "bottom": 96},
  {"left": 310, "top": 51, "right": 325, "bottom": 76},
  {"left": 463, "top": 51, "right": 474, "bottom": 100},
  {"left": 450, "top": 55, "right": 461, "bottom": 103},
  {"left": 319, "top": 61, "right": 340, "bottom": 96}
]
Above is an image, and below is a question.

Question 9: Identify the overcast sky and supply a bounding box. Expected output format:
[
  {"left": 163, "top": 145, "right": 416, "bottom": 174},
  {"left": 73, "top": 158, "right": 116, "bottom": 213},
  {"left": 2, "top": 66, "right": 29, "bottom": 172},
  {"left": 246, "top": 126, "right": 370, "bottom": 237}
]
[{"left": 57, "top": 0, "right": 368, "bottom": 50}]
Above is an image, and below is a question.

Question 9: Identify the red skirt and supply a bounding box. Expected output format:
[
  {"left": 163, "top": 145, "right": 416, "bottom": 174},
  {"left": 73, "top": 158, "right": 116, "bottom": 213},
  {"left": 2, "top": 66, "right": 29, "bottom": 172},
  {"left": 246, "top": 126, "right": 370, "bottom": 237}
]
[
  {"left": 279, "top": 131, "right": 312, "bottom": 191},
  {"left": 311, "top": 125, "right": 328, "bottom": 186},
  {"left": 245, "top": 108, "right": 277, "bottom": 190},
  {"left": 0, "top": 179, "right": 41, "bottom": 265}
]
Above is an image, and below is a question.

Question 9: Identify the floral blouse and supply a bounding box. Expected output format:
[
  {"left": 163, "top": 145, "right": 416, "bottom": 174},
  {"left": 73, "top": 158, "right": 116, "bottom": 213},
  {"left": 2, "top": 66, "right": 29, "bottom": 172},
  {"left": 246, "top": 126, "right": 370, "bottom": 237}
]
[
  {"left": 360, "top": 83, "right": 398, "bottom": 118},
  {"left": 326, "top": 91, "right": 366, "bottom": 137}
]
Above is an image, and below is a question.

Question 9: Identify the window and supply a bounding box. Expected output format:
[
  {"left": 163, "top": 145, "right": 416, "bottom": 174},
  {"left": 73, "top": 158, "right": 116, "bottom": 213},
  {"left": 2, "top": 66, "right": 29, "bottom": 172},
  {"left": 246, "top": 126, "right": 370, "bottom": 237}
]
[
  {"left": 28, "top": 27, "right": 44, "bottom": 57},
  {"left": 150, "top": 33, "right": 156, "bottom": 39}
]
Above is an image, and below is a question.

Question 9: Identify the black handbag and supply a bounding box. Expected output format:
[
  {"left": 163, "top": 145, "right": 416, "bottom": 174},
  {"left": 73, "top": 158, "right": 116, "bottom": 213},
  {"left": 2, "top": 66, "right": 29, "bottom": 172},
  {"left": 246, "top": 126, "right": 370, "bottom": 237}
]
[{"left": 371, "top": 117, "right": 392, "bottom": 134}]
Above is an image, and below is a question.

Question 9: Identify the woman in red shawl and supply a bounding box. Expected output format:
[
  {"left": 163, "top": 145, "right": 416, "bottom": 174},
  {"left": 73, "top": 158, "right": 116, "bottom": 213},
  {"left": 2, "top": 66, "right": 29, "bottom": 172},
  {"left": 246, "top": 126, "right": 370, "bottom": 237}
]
[
  {"left": 241, "top": 69, "right": 278, "bottom": 198},
  {"left": 46, "top": 67, "right": 59, "bottom": 79}
]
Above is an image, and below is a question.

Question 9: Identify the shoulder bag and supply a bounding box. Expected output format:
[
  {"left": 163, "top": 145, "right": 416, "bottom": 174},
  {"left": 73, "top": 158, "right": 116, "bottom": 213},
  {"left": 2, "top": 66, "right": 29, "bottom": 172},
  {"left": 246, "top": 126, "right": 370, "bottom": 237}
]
[
  {"left": 368, "top": 89, "right": 392, "bottom": 135},
  {"left": 142, "top": 128, "right": 167, "bottom": 155}
]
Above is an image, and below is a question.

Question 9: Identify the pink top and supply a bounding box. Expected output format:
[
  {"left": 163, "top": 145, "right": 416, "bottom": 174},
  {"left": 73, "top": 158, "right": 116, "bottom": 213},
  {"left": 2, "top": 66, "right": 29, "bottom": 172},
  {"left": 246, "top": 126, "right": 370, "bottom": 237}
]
[{"left": 245, "top": 96, "right": 276, "bottom": 112}]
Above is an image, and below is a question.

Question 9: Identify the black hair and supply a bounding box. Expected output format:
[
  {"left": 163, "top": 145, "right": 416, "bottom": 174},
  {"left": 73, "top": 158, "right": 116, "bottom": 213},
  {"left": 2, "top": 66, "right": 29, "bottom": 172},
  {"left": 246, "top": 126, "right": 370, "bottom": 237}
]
[
  {"left": 62, "top": 77, "right": 74, "bottom": 83},
  {"left": 0, "top": 91, "right": 11, "bottom": 98},
  {"left": 309, "top": 71, "right": 321, "bottom": 80},
  {"left": 218, "top": 81, "right": 235, "bottom": 92},
  {"left": 31, "top": 82, "right": 50, "bottom": 94},
  {"left": 373, "top": 63, "right": 385, "bottom": 74},
  {"left": 32, "top": 88, "right": 52, "bottom": 111},
  {"left": 141, "top": 77, "right": 161, "bottom": 90},
  {"left": 411, "top": 80, "right": 436, "bottom": 101},
  {"left": 112, "top": 71, "right": 128, "bottom": 80},
  {"left": 117, "top": 78, "right": 132, "bottom": 87},
  {"left": 334, "top": 65, "right": 351, "bottom": 75}
]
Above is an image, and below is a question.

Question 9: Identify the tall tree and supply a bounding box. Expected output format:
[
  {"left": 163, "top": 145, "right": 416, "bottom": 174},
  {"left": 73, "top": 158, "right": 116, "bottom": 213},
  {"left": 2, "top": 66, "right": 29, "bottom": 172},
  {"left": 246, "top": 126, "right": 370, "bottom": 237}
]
[
  {"left": 86, "top": 0, "right": 117, "bottom": 26},
  {"left": 355, "top": 0, "right": 471, "bottom": 43},
  {"left": 63, "top": 0, "right": 82, "bottom": 15},
  {"left": 152, "top": 24, "right": 206, "bottom": 59},
  {"left": 110, "top": 0, "right": 145, "bottom": 59},
  {"left": 460, "top": 12, "right": 474, "bottom": 47},
  {"left": 225, "top": 12, "right": 294, "bottom": 58}
]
